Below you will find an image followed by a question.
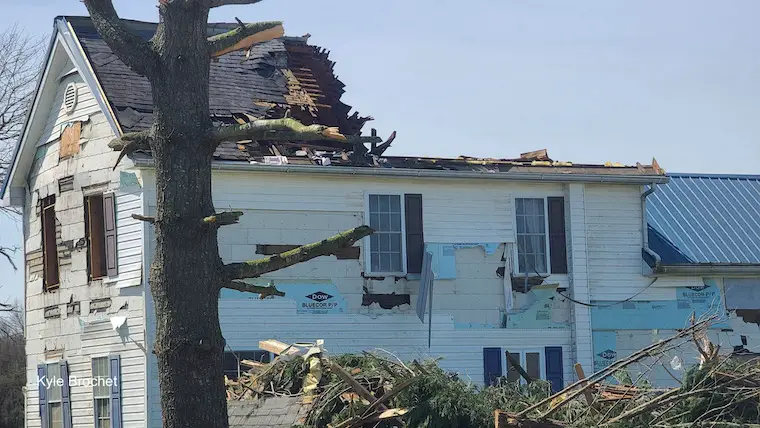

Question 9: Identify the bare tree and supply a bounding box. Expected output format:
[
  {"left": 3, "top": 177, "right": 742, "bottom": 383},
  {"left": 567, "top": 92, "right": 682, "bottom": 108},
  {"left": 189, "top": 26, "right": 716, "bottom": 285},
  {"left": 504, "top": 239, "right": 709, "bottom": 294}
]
[
  {"left": 0, "top": 303, "right": 24, "bottom": 428},
  {"left": 0, "top": 25, "right": 42, "bottom": 217},
  {"left": 81, "top": 1, "right": 378, "bottom": 427}
]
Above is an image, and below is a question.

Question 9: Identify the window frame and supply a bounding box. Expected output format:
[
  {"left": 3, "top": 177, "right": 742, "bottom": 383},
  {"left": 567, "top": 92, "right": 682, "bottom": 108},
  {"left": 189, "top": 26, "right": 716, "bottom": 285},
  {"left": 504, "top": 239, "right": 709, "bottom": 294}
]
[
  {"left": 223, "top": 350, "right": 272, "bottom": 380},
  {"left": 45, "top": 362, "right": 64, "bottom": 428},
  {"left": 92, "top": 356, "right": 111, "bottom": 428},
  {"left": 513, "top": 196, "right": 553, "bottom": 275},
  {"left": 363, "top": 192, "right": 408, "bottom": 276},
  {"left": 504, "top": 349, "right": 546, "bottom": 385}
]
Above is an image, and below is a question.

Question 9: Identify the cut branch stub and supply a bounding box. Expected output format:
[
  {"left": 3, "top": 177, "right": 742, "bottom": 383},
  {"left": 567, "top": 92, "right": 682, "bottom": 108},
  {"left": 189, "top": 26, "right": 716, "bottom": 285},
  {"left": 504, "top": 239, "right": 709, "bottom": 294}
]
[
  {"left": 224, "top": 225, "right": 373, "bottom": 280},
  {"left": 201, "top": 211, "right": 243, "bottom": 226},
  {"left": 208, "top": 0, "right": 264, "bottom": 8},
  {"left": 108, "top": 130, "right": 152, "bottom": 170},
  {"left": 208, "top": 21, "right": 283, "bottom": 57},
  {"left": 223, "top": 280, "right": 285, "bottom": 298}
]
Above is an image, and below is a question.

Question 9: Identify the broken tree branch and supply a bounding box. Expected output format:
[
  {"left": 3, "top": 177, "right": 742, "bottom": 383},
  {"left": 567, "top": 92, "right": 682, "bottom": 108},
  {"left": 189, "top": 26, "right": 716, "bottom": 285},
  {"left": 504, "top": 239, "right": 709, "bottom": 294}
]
[
  {"left": 208, "top": 21, "right": 283, "bottom": 57},
  {"left": 208, "top": 0, "right": 264, "bottom": 8},
  {"left": 82, "top": 0, "right": 158, "bottom": 76},
  {"left": 108, "top": 130, "right": 152, "bottom": 170},
  {"left": 201, "top": 211, "right": 243, "bottom": 226},
  {"left": 212, "top": 118, "right": 383, "bottom": 146},
  {"left": 131, "top": 214, "right": 155, "bottom": 224},
  {"left": 223, "top": 281, "right": 285, "bottom": 298},
  {"left": 223, "top": 225, "right": 373, "bottom": 280}
]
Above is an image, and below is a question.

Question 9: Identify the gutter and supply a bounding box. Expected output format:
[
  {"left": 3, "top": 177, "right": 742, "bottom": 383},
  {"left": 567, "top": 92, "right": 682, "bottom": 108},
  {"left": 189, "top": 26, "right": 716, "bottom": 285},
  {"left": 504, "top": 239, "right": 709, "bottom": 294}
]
[
  {"left": 641, "top": 183, "right": 661, "bottom": 273},
  {"left": 655, "top": 264, "right": 760, "bottom": 276},
  {"left": 131, "top": 158, "right": 670, "bottom": 184}
]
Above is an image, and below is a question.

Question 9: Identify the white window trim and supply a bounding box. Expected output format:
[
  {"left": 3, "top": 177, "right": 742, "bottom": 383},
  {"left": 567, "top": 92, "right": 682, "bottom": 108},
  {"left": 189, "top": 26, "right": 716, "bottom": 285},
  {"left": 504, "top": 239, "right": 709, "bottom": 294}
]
[
  {"left": 45, "top": 360, "right": 64, "bottom": 428},
  {"left": 513, "top": 196, "right": 553, "bottom": 276},
  {"left": 91, "top": 356, "right": 111, "bottom": 428},
  {"left": 363, "top": 192, "right": 408, "bottom": 276},
  {"left": 503, "top": 349, "right": 546, "bottom": 384}
]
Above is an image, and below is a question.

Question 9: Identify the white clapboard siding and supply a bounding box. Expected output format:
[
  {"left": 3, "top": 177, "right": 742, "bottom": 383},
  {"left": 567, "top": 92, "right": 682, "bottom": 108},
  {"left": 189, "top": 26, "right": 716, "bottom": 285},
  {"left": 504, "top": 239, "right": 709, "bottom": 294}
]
[
  {"left": 38, "top": 65, "right": 102, "bottom": 147},
  {"left": 584, "top": 184, "right": 703, "bottom": 301}
]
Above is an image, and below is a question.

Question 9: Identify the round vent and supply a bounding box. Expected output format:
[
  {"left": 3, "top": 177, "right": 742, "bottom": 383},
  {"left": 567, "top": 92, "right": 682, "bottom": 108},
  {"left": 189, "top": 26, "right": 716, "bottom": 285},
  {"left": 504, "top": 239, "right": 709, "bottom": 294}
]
[{"left": 63, "top": 83, "right": 78, "bottom": 114}]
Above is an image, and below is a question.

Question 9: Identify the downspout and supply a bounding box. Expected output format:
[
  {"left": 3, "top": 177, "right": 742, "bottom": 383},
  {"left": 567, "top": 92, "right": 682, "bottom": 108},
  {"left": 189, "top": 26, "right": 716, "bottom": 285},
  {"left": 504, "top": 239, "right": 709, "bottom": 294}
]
[{"left": 641, "top": 183, "right": 661, "bottom": 274}]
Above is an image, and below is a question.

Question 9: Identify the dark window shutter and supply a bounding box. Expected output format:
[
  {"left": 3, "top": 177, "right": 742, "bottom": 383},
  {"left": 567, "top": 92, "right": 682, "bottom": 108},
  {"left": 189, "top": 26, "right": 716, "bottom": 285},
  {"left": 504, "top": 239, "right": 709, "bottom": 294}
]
[
  {"left": 545, "top": 346, "right": 564, "bottom": 392},
  {"left": 60, "top": 361, "right": 72, "bottom": 428},
  {"left": 37, "top": 364, "right": 48, "bottom": 426},
  {"left": 483, "top": 347, "right": 502, "bottom": 386},
  {"left": 103, "top": 194, "right": 118, "bottom": 277},
  {"left": 86, "top": 195, "right": 107, "bottom": 279},
  {"left": 547, "top": 197, "right": 567, "bottom": 274},
  {"left": 109, "top": 355, "right": 122, "bottom": 428},
  {"left": 41, "top": 196, "right": 59, "bottom": 289},
  {"left": 404, "top": 194, "right": 424, "bottom": 274}
]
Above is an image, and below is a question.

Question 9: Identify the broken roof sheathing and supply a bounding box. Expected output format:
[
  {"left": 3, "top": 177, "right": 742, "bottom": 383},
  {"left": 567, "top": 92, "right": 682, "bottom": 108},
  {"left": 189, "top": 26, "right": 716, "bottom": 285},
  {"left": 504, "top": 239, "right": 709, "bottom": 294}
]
[{"left": 66, "top": 16, "right": 665, "bottom": 180}]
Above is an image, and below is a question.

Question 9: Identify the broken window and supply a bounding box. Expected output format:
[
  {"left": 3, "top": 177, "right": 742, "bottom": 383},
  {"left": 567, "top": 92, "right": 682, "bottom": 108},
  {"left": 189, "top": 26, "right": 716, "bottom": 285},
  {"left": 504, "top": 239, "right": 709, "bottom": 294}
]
[
  {"left": 366, "top": 193, "right": 424, "bottom": 275},
  {"left": 515, "top": 197, "right": 567, "bottom": 274},
  {"left": 506, "top": 350, "right": 545, "bottom": 384},
  {"left": 223, "top": 350, "right": 270, "bottom": 380},
  {"left": 85, "top": 193, "right": 117, "bottom": 280},
  {"left": 41, "top": 195, "right": 60, "bottom": 290}
]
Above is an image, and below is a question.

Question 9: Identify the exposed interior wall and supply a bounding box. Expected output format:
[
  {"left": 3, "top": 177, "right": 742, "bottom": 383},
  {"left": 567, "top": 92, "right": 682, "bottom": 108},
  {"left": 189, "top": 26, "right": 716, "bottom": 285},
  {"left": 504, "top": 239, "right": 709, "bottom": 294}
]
[{"left": 22, "top": 64, "right": 146, "bottom": 428}]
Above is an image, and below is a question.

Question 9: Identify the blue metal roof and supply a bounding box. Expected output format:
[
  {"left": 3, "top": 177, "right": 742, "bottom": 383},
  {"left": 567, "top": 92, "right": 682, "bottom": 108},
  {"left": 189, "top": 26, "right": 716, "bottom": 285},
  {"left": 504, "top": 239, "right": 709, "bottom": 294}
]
[{"left": 647, "top": 173, "right": 760, "bottom": 264}]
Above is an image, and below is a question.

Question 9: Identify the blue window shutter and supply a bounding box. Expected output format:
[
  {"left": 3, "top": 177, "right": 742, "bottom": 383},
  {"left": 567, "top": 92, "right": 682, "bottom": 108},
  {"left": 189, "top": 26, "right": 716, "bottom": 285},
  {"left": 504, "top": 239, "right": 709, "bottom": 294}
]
[
  {"left": 483, "top": 347, "right": 502, "bottom": 386},
  {"left": 60, "top": 361, "right": 72, "bottom": 428},
  {"left": 109, "top": 355, "right": 122, "bottom": 428},
  {"left": 545, "top": 346, "right": 564, "bottom": 392},
  {"left": 37, "top": 364, "right": 48, "bottom": 428}
]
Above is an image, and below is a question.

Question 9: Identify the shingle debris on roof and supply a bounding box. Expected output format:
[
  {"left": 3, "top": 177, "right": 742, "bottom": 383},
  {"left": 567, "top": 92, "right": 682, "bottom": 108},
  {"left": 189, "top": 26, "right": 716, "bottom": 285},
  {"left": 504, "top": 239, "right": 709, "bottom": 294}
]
[
  {"left": 647, "top": 173, "right": 760, "bottom": 264},
  {"left": 66, "top": 16, "right": 666, "bottom": 175}
]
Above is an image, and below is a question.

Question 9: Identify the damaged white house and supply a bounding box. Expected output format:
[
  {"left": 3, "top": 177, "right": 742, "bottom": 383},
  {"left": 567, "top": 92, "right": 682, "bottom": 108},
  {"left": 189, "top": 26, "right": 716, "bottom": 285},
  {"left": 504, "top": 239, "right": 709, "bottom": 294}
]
[{"left": 3, "top": 15, "right": 758, "bottom": 428}]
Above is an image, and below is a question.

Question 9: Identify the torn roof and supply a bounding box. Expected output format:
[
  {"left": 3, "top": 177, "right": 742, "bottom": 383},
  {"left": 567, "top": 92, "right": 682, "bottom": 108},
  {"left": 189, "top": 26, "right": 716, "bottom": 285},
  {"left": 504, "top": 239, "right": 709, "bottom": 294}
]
[
  {"left": 65, "top": 16, "right": 664, "bottom": 178},
  {"left": 647, "top": 173, "right": 760, "bottom": 264}
]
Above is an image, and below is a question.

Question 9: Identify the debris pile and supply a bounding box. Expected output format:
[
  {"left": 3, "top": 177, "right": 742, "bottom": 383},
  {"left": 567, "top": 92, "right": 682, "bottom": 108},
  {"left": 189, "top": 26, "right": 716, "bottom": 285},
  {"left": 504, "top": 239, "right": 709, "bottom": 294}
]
[{"left": 226, "top": 318, "right": 760, "bottom": 427}]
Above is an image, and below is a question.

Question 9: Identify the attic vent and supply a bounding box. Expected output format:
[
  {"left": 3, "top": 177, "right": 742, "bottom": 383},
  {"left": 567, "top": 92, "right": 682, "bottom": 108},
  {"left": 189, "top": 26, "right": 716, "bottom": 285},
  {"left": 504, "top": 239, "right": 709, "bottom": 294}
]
[{"left": 63, "top": 83, "right": 78, "bottom": 114}]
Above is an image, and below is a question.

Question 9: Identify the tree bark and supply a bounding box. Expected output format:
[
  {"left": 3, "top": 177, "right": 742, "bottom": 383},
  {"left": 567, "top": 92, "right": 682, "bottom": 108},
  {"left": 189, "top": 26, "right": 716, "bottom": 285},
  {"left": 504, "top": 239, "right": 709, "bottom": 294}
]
[{"left": 83, "top": 2, "right": 376, "bottom": 427}]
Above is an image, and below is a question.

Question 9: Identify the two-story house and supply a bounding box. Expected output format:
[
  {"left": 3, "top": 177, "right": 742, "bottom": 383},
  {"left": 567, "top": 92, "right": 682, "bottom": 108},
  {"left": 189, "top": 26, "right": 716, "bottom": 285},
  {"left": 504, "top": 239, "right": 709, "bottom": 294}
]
[{"left": 2, "top": 16, "right": 744, "bottom": 428}]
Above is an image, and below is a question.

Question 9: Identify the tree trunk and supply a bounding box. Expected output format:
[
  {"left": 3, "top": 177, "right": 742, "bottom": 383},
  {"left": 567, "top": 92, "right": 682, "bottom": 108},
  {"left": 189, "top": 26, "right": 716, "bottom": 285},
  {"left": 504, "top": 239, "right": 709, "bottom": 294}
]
[{"left": 148, "top": 6, "right": 228, "bottom": 428}]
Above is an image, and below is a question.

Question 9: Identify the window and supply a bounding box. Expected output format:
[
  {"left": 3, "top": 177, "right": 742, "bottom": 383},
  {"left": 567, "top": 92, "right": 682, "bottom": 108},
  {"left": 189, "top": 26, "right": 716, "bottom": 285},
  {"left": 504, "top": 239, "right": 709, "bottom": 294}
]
[
  {"left": 47, "top": 363, "right": 63, "bottom": 428},
  {"left": 41, "top": 195, "right": 60, "bottom": 290},
  {"left": 365, "top": 193, "right": 424, "bottom": 275},
  {"left": 92, "top": 357, "right": 111, "bottom": 428},
  {"left": 91, "top": 356, "right": 122, "bottom": 428},
  {"left": 224, "top": 351, "right": 271, "bottom": 380},
  {"left": 84, "top": 193, "right": 117, "bottom": 280},
  {"left": 515, "top": 197, "right": 567, "bottom": 275},
  {"left": 506, "top": 350, "right": 545, "bottom": 384}
]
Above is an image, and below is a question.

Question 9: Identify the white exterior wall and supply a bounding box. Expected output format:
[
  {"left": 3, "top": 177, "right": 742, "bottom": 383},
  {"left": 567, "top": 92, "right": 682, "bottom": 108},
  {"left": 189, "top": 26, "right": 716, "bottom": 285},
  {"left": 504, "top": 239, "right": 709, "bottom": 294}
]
[
  {"left": 142, "top": 170, "right": 581, "bottom": 427},
  {"left": 23, "top": 66, "right": 146, "bottom": 428},
  {"left": 566, "top": 184, "right": 594, "bottom": 373},
  {"left": 584, "top": 184, "right": 703, "bottom": 301}
]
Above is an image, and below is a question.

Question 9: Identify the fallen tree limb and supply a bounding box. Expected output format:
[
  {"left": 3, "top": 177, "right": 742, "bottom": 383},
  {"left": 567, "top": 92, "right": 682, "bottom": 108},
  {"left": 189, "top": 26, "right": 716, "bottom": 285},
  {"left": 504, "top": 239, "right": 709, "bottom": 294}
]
[
  {"left": 208, "top": 21, "right": 283, "bottom": 57},
  {"left": 518, "top": 317, "right": 716, "bottom": 418},
  {"left": 223, "top": 225, "right": 372, "bottom": 280},
  {"left": 212, "top": 117, "right": 383, "bottom": 146},
  {"left": 222, "top": 281, "right": 285, "bottom": 298},
  {"left": 201, "top": 211, "right": 243, "bottom": 226}
]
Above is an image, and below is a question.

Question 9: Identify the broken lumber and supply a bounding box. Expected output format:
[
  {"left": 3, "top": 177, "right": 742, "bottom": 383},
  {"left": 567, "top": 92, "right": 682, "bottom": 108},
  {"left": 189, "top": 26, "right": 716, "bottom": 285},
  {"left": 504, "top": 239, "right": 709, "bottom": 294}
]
[{"left": 258, "top": 339, "right": 300, "bottom": 356}]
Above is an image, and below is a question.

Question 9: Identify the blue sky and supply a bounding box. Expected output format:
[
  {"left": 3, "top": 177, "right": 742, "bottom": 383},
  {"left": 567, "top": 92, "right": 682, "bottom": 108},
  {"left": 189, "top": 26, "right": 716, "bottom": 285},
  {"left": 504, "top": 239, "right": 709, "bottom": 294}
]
[{"left": 1, "top": 0, "right": 759, "bottom": 305}]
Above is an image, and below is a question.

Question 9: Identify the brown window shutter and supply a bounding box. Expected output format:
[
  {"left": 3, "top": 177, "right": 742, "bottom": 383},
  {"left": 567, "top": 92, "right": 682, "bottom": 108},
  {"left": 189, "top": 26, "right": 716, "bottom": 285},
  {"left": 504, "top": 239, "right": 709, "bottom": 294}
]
[
  {"left": 103, "top": 193, "right": 118, "bottom": 277},
  {"left": 86, "top": 195, "right": 107, "bottom": 279},
  {"left": 41, "top": 196, "right": 59, "bottom": 289},
  {"left": 547, "top": 197, "right": 568, "bottom": 274},
  {"left": 404, "top": 194, "right": 424, "bottom": 274}
]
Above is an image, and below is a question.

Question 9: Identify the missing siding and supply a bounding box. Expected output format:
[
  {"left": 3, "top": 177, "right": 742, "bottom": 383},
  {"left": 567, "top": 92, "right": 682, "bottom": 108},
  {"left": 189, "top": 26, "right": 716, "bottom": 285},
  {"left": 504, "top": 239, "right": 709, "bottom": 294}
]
[
  {"left": 58, "top": 176, "right": 74, "bottom": 193},
  {"left": 67, "top": 301, "right": 81, "bottom": 316},
  {"left": 361, "top": 293, "right": 410, "bottom": 309},
  {"left": 89, "top": 298, "right": 111, "bottom": 313},
  {"left": 256, "top": 244, "right": 360, "bottom": 260},
  {"left": 510, "top": 275, "right": 545, "bottom": 293},
  {"left": 736, "top": 309, "right": 760, "bottom": 325},
  {"left": 44, "top": 305, "right": 61, "bottom": 319}
]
